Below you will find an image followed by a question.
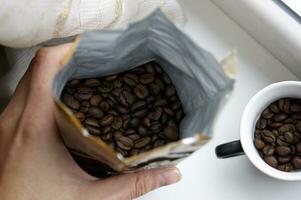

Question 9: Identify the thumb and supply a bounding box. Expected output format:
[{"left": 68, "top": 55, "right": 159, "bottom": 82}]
[{"left": 87, "top": 166, "right": 181, "bottom": 200}]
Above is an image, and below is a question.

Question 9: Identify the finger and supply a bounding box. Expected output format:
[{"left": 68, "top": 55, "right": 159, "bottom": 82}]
[{"left": 87, "top": 166, "right": 181, "bottom": 200}]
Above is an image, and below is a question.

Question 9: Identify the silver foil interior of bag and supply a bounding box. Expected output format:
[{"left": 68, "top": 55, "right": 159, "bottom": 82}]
[{"left": 52, "top": 10, "right": 234, "bottom": 176}]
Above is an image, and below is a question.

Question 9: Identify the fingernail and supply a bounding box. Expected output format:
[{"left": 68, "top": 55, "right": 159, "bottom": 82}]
[{"left": 157, "top": 167, "right": 181, "bottom": 187}]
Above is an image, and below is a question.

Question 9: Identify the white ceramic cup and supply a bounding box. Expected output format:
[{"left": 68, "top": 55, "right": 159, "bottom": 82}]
[{"left": 216, "top": 81, "right": 301, "bottom": 181}]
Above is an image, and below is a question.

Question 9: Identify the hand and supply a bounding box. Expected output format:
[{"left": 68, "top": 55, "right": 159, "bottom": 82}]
[{"left": 0, "top": 44, "right": 181, "bottom": 200}]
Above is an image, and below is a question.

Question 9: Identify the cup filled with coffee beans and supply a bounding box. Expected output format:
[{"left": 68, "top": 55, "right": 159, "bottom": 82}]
[
  {"left": 52, "top": 11, "right": 234, "bottom": 177},
  {"left": 216, "top": 81, "right": 301, "bottom": 181}
]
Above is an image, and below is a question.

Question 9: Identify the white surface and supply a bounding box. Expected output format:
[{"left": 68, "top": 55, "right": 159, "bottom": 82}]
[
  {"left": 212, "top": 0, "right": 301, "bottom": 79},
  {"left": 241, "top": 81, "right": 301, "bottom": 181},
  {"left": 139, "top": 0, "right": 301, "bottom": 199}
]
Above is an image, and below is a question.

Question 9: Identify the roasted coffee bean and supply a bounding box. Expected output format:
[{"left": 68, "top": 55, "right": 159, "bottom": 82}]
[
  {"left": 112, "top": 116, "right": 123, "bottom": 130},
  {"left": 105, "top": 75, "right": 118, "bottom": 82},
  {"left": 254, "top": 138, "right": 265, "bottom": 149},
  {"left": 269, "top": 122, "right": 283, "bottom": 129},
  {"left": 291, "top": 104, "right": 301, "bottom": 113},
  {"left": 296, "top": 143, "right": 301, "bottom": 153},
  {"left": 149, "top": 83, "right": 161, "bottom": 95},
  {"left": 142, "top": 117, "right": 151, "bottom": 127},
  {"left": 67, "top": 79, "right": 81, "bottom": 87},
  {"left": 85, "top": 118, "right": 100, "bottom": 127},
  {"left": 256, "top": 118, "right": 267, "bottom": 129},
  {"left": 117, "top": 136, "right": 134, "bottom": 150},
  {"left": 283, "top": 132, "right": 294, "bottom": 143},
  {"left": 262, "top": 145, "right": 275, "bottom": 156},
  {"left": 74, "top": 112, "right": 85, "bottom": 121},
  {"left": 148, "top": 107, "right": 162, "bottom": 121},
  {"left": 276, "top": 146, "right": 291, "bottom": 156},
  {"left": 264, "top": 156, "right": 278, "bottom": 168},
  {"left": 292, "top": 156, "right": 301, "bottom": 168},
  {"left": 90, "top": 95, "right": 102, "bottom": 106},
  {"left": 261, "top": 130, "right": 276, "bottom": 144},
  {"left": 99, "top": 101, "right": 110, "bottom": 112},
  {"left": 163, "top": 126, "right": 178, "bottom": 141},
  {"left": 84, "top": 79, "right": 101, "bottom": 87},
  {"left": 134, "top": 84, "right": 149, "bottom": 99},
  {"left": 140, "top": 73, "right": 155, "bottom": 84},
  {"left": 97, "top": 82, "right": 113, "bottom": 93},
  {"left": 130, "top": 118, "right": 140, "bottom": 128},
  {"left": 273, "top": 113, "right": 288, "bottom": 122},
  {"left": 277, "top": 136, "right": 290, "bottom": 146},
  {"left": 134, "top": 137, "right": 151, "bottom": 148},
  {"left": 154, "top": 99, "right": 168, "bottom": 107},
  {"left": 262, "top": 108, "right": 274, "bottom": 119},
  {"left": 61, "top": 62, "right": 183, "bottom": 157},
  {"left": 133, "top": 109, "right": 148, "bottom": 118},
  {"left": 77, "top": 86, "right": 93, "bottom": 94},
  {"left": 279, "top": 124, "right": 295, "bottom": 134},
  {"left": 145, "top": 63, "right": 155, "bottom": 74},
  {"left": 270, "top": 102, "right": 280, "bottom": 113},
  {"left": 88, "top": 107, "right": 104, "bottom": 119},
  {"left": 80, "top": 101, "right": 90, "bottom": 113},
  {"left": 165, "top": 85, "right": 176, "bottom": 97},
  {"left": 100, "top": 115, "right": 114, "bottom": 126},
  {"left": 62, "top": 93, "right": 80, "bottom": 110},
  {"left": 278, "top": 163, "right": 293, "bottom": 172},
  {"left": 86, "top": 125, "right": 102, "bottom": 135},
  {"left": 138, "top": 126, "right": 148, "bottom": 136},
  {"left": 278, "top": 156, "right": 291, "bottom": 164}
]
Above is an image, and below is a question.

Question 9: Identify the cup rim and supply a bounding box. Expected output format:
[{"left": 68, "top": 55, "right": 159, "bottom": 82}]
[{"left": 240, "top": 81, "right": 301, "bottom": 181}]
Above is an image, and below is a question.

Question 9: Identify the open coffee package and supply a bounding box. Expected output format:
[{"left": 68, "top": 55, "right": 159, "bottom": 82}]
[{"left": 53, "top": 10, "right": 235, "bottom": 177}]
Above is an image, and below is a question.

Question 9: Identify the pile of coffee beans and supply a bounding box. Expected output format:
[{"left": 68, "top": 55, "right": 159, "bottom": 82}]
[
  {"left": 254, "top": 98, "right": 301, "bottom": 172},
  {"left": 61, "top": 62, "right": 184, "bottom": 157}
]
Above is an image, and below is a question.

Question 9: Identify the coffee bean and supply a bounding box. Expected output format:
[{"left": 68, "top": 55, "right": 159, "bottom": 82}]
[
  {"left": 278, "top": 156, "right": 291, "bottom": 163},
  {"left": 131, "top": 100, "right": 147, "bottom": 111},
  {"left": 273, "top": 113, "right": 288, "bottom": 122},
  {"left": 154, "top": 99, "right": 168, "bottom": 107},
  {"left": 291, "top": 104, "right": 301, "bottom": 112},
  {"left": 145, "top": 63, "right": 155, "bottom": 74},
  {"left": 84, "top": 79, "right": 101, "bottom": 87},
  {"left": 261, "top": 130, "right": 276, "bottom": 144},
  {"left": 105, "top": 75, "right": 119, "bottom": 82},
  {"left": 107, "top": 109, "right": 118, "bottom": 116},
  {"left": 67, "top": 79, "right": 81, "bottom": 87},
  {"left": 142, "top": 117, "right": 151, "bottom": 127},
  {"left": 269, "top": 122, "right": 283, "bottom": 128},
  {"left": 123, "top": 73, "right": 139, "bottom": 87},
  {"left": 154, "top": 78, "right": 165, "bottom": 90},
  {"left": 77, "top": 86, "right": 93, "bottom": 94},
  {"left": 133, "top": 109, "right": 148, "bottom": 118},
  {"left": 292, "top": 156, "right": 301, "bottom": 168},
  {"left": 134, "top": 84, "right": 149, "bottom": 99},
  {"left": 90, "top": 95, "right": 102, "bottom": 106},
  {"left": 264, "top": 156, "right": 278, "bottom": 168},
  {"left": 165, "top": 85, "right": 176, "bottom": 97},
  {"left": 115, "top": 105, "right": 129, "bottom": 114},
  {"left": 140, "top": 73, "right": 155, "bottom": 84},
  {"left": 117, "top": 136, "right": 134, "bottom": 150},
  {"left": 153, "top": 139, "right": 165, "bottom": 148},
  {"left": 86, "top": 125, "right": 102, "bottom": 135},
  {"left": 163, "top": 126, "right": 178, "bottom": 141},
  {"left": 296, "top": 143, "right": 301, "bottom": 153},
  {"left": 149, "top": 83, "right": 161, "bottom": 96},
  {"left": 284, "top": 132, "right": 294, "bottom": 143},
  {"left": 85, "top": 118, "right": 100, "bottom": 127},
  {"left": 134, "top": 137, "right": 151, "bottom": 148},
  {"left": 99, "top": 101, "right": 110, "bottom": 112},
  {"left": 113, "top": 79, "right": 122, "bottom": 88},
  {"left": 262, "top": 108, "right": 274, "bottom": 119},
  {"left": 130, "top": 118, "right": 140, "bottom": 128},
  {"left": 254, "top": 138, "right": 265, "bottom": 149},
  {"left": 112, "top": 116, "right": 123, "bottom": 130},
  {"left": 171, "top": 101, "right": 181, "bottom": 111},
  {"left": 113, "top": 131, "right": 123, "bottom": 140},
  {"left": 278, "top": 99, "right": 290, "bottom": 113},
  {"left": 161, "top": 113, "right": 168, "bottom": 124},
  {"left": 88, "top": 107, "right": 104, "bottom": 119},
  {"left": 138, "top": 126, "right": 148, "bottom": 136},
  {"left": 62, "top": 93, "right": 80, "bottom": 110},
  {"left": 101, "top": 132, "right": 112, "bottom": 141},
  {"left": 74, "top": 112, "right": 85, "bottom": 121},
  {"left": 100, "top": 115, "right": 114, "bottom": 126},
  {"left": 97, "top": 82, "right": 113, "bottom": 93},
  {"left": 256, "top": 118, "right": 267, "bottom": 129},
  {"left": 277, "top": 136, "right": 290, "bottom": 146},
  {"left": 262, "top": 145, "right": 275, "bottom": 156},
  {"left": 164, "top": 108, "right": 174, "bottom": 116},
  {"left": 102, "top": 126, "right": 111, "bottom": 134},
  {"left": 276, "top": 146, "right": 291, "bottom": 156},
  {"left": 279, "top": 124, "right": 295, "bottom": 134},
  {"left": 128, "top": 134, "right": 140, "bottom": 141},
  {"left": 270, "top": 102, "right": 280, "bottom": 113},
  {"left": 148, "top": 107, "right": 162, "bottom": 121},
  {"left": 80, "top": 101, "right": 90, "bottom": 113}
]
